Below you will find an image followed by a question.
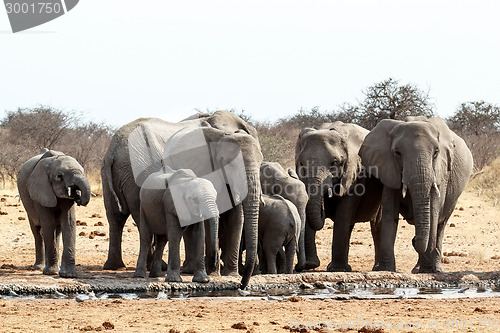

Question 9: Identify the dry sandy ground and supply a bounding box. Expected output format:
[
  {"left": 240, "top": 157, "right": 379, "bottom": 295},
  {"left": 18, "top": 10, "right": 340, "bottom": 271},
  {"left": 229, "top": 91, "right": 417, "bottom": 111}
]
[{"left": 1, "top": 186, "right": 500, "bottom": 332}]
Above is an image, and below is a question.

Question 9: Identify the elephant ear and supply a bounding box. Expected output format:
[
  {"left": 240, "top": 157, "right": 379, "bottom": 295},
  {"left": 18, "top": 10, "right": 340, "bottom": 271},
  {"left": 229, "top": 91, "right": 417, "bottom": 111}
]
[
  {"left": 335, "top": 123, "right": 368, "bottom": 195},
  {"left": 427, "top": 117, "right": 455, "bottom": 175},
  {"left": 27, "top": 152, "right": 60, "bottom": 207},
  {"left": 359, "top": 119, "right": 402, "bottom": 189},
  {"left": 295, "top": 128, "right": 315, "bottom": 171}
]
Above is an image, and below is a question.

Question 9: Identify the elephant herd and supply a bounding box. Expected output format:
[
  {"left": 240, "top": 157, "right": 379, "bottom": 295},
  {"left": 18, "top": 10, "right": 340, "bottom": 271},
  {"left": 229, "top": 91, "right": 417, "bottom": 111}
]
[{"left": 15, "top": 111, "right": 473, "bottom": 289}]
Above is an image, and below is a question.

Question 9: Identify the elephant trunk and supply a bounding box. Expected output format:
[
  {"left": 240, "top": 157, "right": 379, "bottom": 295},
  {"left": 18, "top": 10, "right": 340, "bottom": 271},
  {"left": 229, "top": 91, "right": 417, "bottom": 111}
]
[
  {"left": 70, "top": 174, "right": 91, "bottom": 206},
  {"left": 304, "top": 173, "right": 328, "bottom": 231},
  {"left": 240, "top": 168, "right": 260, "bottom": 289},
  {"left": 207, "top": 216, "right": 219, "bottom": 270},
  {"left": 407, "top": 159, "right": 433, "bottom": 254}
]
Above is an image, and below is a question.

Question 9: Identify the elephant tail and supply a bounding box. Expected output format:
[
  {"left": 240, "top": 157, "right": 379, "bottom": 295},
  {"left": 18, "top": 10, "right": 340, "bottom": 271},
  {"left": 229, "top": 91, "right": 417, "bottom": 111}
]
[{"left": 101, "top": 140, "right": 123, "bottom": 214}]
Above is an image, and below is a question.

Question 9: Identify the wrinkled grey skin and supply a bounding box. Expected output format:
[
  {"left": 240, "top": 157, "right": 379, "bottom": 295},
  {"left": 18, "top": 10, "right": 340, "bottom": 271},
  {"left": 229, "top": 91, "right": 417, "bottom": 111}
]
[
  {"left": 101, "top": 111, "right": 262, "bottom": 289},
  {"left": 359, "top": 116, "right": 473, "bottom": 273},
  {"left": 259, "top": 161, "right": 307, "bottom": 272},
  {"left": 134, "top": 168, "right": 219, "bottom": 283},
  {"left": 258, "top": 194, "right": 299, "bottom": 274},
  {"left": 17, "top": 149, "right": 91, "bottom": 278},
  {"left": 295, "top": 122, "right": 383, "bottom": 272}
]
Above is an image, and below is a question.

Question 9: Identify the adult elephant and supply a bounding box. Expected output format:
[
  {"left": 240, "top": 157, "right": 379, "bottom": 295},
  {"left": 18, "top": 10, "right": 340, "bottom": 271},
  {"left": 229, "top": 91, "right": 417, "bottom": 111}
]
[
  {"left": 17, "top": 149, "right": 91, "bottom": 277},
  {"left": 101, "top": 111, "right": 262, "bottom": 288},
  {"left": 135, "top": 168, "right": 219, "bottom": 282},
  {"left": 260, "top": 161, "right": 307, "bottom": 271},
  {"left": 359, "top": 116, "right": 473, "bottom": 273},
  {"left": 295, "top": 122, "right": 382, "bottom": 272}
]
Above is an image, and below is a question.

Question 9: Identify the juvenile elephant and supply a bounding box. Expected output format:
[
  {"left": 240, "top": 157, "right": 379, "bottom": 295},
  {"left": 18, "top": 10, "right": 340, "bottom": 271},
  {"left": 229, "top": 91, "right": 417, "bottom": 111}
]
[
  {"left": 17, "top": 149, "right": 91, "bottom": 277},
  {"left": 359, "top": 116, "right": 473, "bottom": 273},
  {"left": 258, "top": 194, "right": 300, "bottom": 274},
  {"left": 101, "top": 111, "right": 262, "bottom": 288},
  {"left": 260, "top": 161, "right": 307, "bottom": 271},
  {"left": 295, "top": 122, "right": 383, "bottom": 272},
  {"left": 134, "top": 168, "right": 219, "bottom": 282}
]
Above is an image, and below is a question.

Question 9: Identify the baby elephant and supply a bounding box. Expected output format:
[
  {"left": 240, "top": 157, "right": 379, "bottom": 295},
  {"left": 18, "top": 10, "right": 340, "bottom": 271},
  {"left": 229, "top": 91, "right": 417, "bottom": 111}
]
[
  {"left": 258, "top": 194, "right": 300, "bottom": 274},
  {"left": 134, "top": 168, "right": 219, "bottom": 283},
  {"left": 17, "top": 149, "right": 91, "bottom": 278}
]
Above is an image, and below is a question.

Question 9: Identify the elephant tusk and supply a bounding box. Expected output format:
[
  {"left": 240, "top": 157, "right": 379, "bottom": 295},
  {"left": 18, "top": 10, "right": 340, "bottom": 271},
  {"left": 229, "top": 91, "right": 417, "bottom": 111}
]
[
  {"left": 259, "top": 193, "right": 265, "bottom": 206},
  {"left": 328, "top": 187, "right": 333, "bottom": 198},
  {"left": 402, "top": 183, "right": 407, "bottom": 199},
  {"left": 433, "top": 182, "right": 441, "bottom": 198},
  {"left": 67, "top": 187, "right": 72, "bottom": 197}
]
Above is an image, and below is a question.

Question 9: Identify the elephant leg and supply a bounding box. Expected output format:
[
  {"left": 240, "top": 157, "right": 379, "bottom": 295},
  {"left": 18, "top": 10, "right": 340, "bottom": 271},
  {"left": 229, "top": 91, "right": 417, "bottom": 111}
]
[
  {"left": 415, "top": 222, "right": 447, "bottom": 273},
  {"left": 133, "top": 211, "right": 152, "bottom": 278},
  {"left": 376, "top": 187, "right": 400, "bottom": 271},
  {"left": 327, "top": 222, "right": 354, "bottom": 272},
  {"left": 189, "top": 223, "right": 210, "bottom": 283},
  {"left": 149, "top": 234, "right": 167, "bottom": 278},
  {"left": 103, "top": 211, "right": 128, "bottom": 270},
  {"left": 220, "top": 207, "right": 243, "bottom": 276},
  {"left": 434, "top": 222, "right": 446, "bottom": 272},
  {"left": 166, "top": 215, "right": 183, "bottom": 282},
  {"left": 294, "top": 222, "right": 306, "bottom": 272},
  {"left": 41, "top": 219, "right": 59, "bottom": 276},
  {"left": 59, "top": 207, "right": 77, "bottom": 278},
  {"left": 276, "top": 248, "right": 286, "bottom": 274},
  {"left": 304, "top": 222, "right": 320, "bottom": 270},
  {"left": 29, "top": 222, "right": 44, "bottom": 270},
  {"left": 370, "top": 207, "right": 382, "bottom": 270},
  {"left": 284, "top": 240, "right": 296, "bottom": 274},
  {"left": 181, "top": 231, "right": 195, "bottom": 274}
]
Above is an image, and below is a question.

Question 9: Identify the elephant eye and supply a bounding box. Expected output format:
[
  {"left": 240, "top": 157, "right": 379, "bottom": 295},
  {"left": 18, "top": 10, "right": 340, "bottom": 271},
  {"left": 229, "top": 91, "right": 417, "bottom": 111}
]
[
  {"left": 433, "top": 148, "right": 439, "bottom": 158},
  {"left": 55, "top": 173, "right": 63, "bottom": 181},
  {"left": 394, "top": 150, "right": 401, "bottom": 157}
]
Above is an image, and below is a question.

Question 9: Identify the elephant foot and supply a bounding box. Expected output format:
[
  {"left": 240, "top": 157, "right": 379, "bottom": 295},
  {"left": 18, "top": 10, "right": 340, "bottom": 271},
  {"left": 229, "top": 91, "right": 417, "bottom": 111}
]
[
  {"left": 326, "top": 261, "right": 352, "bottom": 272},
  {"left": 373, "top": 264, "right": 396, "bottom": 272},
  {"left": 415, "top": 265, "right": 442, "bottom": 274},
  {"left": 303, "top": 257, "right": 320, "bottom": 270},
  {"left": 133, "top": 269, "right": 147, "bottom": 278},
  {"left": 166, "top": 271, "right": 183, "bottom": 282},
  {"left": 43, "top": 265, "right": 59, "bottom": 276},
  {"left": 192, "top": 271, "right": 210, "bottom": 283},
  {"left": 103, "top": 259, "right": 126, "bottom": 271},
  {"left": 294, "top": 262, "right": 306, "bottom": 272},
  {"left": 59, "top": 265, "right": 77, "bottom": 278},
  {"left": 32, "top": 263, "right": 44, "bottom": 270},
  {"left": 181, "top": 259, "right": 195, "bottom": 274},
  {"left": 149, "top": 268, "right": 163, "bottom": 278},
  {"left": 221, "top": 266, "right": 240, "bottom": 277}
]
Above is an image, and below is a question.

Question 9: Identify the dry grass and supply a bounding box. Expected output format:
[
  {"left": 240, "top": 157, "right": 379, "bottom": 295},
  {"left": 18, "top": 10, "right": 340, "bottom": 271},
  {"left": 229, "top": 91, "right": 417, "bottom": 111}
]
[{"left": 468, "top": 155, "right": 500, "bottom": 206}]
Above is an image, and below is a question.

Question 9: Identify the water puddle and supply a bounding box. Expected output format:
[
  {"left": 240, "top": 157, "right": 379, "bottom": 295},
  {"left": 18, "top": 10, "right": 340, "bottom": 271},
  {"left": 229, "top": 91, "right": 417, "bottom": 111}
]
[{"left": 2, "top": 283, "right": 500, "bottom": 301}]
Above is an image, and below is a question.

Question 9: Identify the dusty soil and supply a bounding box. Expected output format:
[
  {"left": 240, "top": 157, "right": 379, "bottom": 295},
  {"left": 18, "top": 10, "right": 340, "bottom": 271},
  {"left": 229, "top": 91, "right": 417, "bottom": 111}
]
[{"left": 1, "top": 186, "right": 500, "bottom": 332}]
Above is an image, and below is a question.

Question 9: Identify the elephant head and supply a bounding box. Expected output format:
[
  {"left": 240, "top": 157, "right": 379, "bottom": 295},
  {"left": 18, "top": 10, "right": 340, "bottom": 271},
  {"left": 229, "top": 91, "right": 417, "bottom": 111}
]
[
  {"left": 295, "top": 122, "right": 368, "bottom": 231},
  {"left": 27, "top": 149, "right": 91, "bottom": 208},
  {"left": 359, "top": 117, "right": 456, "bottom": 254}
]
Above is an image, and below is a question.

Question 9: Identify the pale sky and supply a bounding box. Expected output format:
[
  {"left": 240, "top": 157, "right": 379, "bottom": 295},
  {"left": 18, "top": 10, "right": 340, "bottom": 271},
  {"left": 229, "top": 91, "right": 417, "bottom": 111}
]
[{"left": 1, "top": 0, "right": 499, "bottom": 127}]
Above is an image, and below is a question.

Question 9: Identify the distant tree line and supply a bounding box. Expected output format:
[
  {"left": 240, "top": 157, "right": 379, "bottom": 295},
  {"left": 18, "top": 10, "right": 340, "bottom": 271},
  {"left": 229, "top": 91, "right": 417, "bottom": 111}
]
[
  {"left": 253, "top": 78, "right": 499, "bottom": 170},
  {"left": 1, "top": 79, "right": 498, "bottom": 185}
]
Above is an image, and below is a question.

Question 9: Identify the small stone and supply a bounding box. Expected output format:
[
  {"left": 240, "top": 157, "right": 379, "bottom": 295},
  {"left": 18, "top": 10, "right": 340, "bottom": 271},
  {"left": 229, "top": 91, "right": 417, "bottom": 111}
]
[
  {"left": 449, "top": 223, "right": 456, "bottom": 227},
  {"left": 442, "top": 257, "right": 450, "bottom": 264},
  {"left": 102, "top": 321, "right": 114, "bottom": 329},
  {"left": 94, "top": 221, "right": 104, "bottom": 226},
  {"left": 231, "top": 322, "right": 247, "bottom": 330},
  {"left": 78, "top": 232, "right": 87, "bottom": 237},
  {"left": 18, "top": 216, "right": 26, "bottom": 220}
]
